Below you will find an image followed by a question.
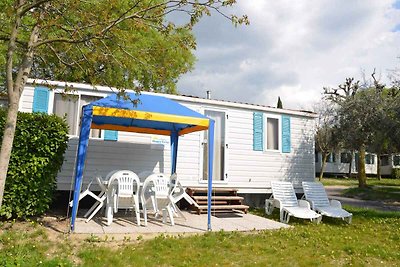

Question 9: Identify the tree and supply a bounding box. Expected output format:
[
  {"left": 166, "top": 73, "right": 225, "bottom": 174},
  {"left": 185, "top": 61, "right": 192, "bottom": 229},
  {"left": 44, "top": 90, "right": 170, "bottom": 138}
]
[
  {"left": 277, "top": 96, "right": 283, "bottom": 108},
  {"left": 324, "top": 73, "right": 398, "bottom": 187},
  {"left": 359, "top": 72, "right": 400, "bottom": 180},
  {"left": 386, "top": 68, "right": 400, "bottom": 153},
  {"left": 314, "top": 100, "right": 340, "bottom": 180},
  {"left": 0, "top": 0, "right": 248, "bottom": 208},
  {"left": 325, "top": 78, "right": 372, "bottom": 187}
]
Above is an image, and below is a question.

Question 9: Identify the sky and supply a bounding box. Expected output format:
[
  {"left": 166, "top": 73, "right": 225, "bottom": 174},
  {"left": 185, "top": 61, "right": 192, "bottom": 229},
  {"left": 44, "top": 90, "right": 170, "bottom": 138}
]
[{"left": 176, "top": 0, "right": 400, "bottom": 110}]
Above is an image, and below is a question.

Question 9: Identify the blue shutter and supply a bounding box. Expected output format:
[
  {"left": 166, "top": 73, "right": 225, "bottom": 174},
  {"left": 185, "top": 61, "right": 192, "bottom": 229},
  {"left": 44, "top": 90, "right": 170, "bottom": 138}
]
[
  {"left": 103, "top": 130, "right": 118, "bottom": 141},
  {"left": 32, "top": 87, "right": 49, "bottom": 113},
  {"left": 253, "top": 112, "right": 263, "bottom": 151},
  {"left": 282, "top": 115, "right": 291, "bottom": 153}
]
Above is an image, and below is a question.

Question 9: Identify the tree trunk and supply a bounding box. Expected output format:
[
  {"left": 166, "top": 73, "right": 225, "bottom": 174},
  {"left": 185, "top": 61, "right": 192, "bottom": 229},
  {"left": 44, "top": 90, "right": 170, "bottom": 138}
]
[
  {"left": 357, "top": 146, "right": 367, "bottom": 188},
  {"left": 0, "top": 7, "right": 41, "bottom": 208},
  {"left": 0, "top": 95, "right": 20, "bottom": 207},
  {"left": 348, "top": 150, "right": 353, "bottom": 178},
  {"left": 319, "top": 153, "right": 328, "bottom": 181},
  {"left": 377, "top": 153, "right": 381, "bottom": 180}
]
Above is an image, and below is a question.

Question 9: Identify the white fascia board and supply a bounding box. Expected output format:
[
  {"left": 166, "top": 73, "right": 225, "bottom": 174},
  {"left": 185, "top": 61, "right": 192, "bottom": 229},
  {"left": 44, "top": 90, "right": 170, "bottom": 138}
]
[{"left": 27, "top": 79, "right": 317, "bottom": 118}]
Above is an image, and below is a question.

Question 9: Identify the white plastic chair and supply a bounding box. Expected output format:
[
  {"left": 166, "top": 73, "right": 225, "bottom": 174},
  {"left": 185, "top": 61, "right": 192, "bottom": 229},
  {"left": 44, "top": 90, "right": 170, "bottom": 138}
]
[
  {"left": 302, "top": 181, "right": 352, "bottom": 224},
  {"left": 106, "top": 170, "right": 141, "bottom": 226},
  {"left": 169, "top": 173, "right": 197, "bottom": 219},
  {"left": 138, "top": 171, "right": 154, "bottom": 183},
  {"left": 68, "top": 175, "right": 107, "bottom": 223},
  {"left": 266, "top": 181, "right": 322, "bottom": 224},
  {"left": 141, "top": 173, "right": 174, "bottom": 226},
  {"left": 138, "top": 171, "right": 157, "bottom": 212}
]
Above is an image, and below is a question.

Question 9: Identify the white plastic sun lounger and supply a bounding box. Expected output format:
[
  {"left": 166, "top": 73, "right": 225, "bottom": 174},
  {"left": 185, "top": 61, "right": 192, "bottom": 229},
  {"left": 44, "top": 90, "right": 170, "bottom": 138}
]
[
  {"left": 266, "top": 181, "right": 322, "bottom": 224},
  {"left": 302, "top": 181, "right": 352, "bottom": 224}
]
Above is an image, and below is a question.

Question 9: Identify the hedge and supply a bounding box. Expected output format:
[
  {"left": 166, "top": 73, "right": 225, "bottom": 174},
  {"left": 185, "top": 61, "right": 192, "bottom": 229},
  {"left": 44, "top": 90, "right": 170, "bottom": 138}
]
[
  {"left": 0, "top": 109, "right": 69, "bottom": 218},
  {"left": 392, "top": 167, "right": 400, "bottom": 179}
]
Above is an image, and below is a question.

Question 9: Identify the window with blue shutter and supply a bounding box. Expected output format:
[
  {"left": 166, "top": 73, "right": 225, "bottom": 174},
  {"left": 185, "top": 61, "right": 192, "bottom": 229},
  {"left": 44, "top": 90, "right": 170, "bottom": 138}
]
[
  {"left": 103, "top": 130, "right": 118, "bottom": 141},
  {"left": 253, "top": 112, "right": 263, "bottom": 151},
  {"left": 32, "top": 87, "right": 50, "bottom": 113},
  {"left": 281, "top": 115, "right": 291, "bottom": 153}
]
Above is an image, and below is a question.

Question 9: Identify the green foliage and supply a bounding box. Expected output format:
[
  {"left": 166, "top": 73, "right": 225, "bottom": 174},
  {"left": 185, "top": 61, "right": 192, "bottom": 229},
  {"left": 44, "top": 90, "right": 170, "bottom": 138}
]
[
  {"left": 0, "top": 110, "right": 68, "bottom": 218},
  {"left": 392, "top": 167, "right": 400, "bottom": 179},
  {"left": 0, "top": 1, "right": 246, "bottom": 93}
]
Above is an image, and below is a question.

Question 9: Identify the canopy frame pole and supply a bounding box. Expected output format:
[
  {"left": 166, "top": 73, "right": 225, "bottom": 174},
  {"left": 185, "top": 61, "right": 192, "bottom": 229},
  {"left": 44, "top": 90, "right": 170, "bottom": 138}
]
[
  {"left": 207, "top": 120, "right": 215, "bottom": 231},
  {"left": 70, "top": 107, "right": 93, "bottom": 232},
  {"left": 170, "top": 131, "right": 179, "bottom": 175}
]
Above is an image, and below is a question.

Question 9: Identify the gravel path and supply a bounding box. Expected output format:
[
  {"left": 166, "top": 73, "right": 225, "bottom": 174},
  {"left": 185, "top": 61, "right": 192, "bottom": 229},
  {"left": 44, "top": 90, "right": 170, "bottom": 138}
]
[{"left": 325, "top": 185, "right": 400, "bottom": 212}]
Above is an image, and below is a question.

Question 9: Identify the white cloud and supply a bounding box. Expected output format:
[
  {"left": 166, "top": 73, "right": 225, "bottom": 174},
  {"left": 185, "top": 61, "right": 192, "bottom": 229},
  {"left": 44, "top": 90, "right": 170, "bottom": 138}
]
[{"left": 177, "top": 0, "right": 400, "bottom": 110}]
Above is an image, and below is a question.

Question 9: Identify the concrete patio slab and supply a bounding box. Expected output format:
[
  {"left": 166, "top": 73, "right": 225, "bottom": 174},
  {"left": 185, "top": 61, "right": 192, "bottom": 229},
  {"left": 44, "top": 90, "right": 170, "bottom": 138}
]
[{"left": 73, "top": 210, "right": 289, "bottom": 234}]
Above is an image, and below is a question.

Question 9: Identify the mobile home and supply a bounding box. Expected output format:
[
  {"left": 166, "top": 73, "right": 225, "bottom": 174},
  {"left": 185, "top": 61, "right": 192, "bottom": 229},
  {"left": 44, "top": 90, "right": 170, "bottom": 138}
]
[
  {"left": 19, "top": 79, "right": 317, "bottom": 204},
  {"left": 380, "top": 154, "right": 400, "bottom": 177},
  {"left": 315, "top": 151, "right": 378, "bottom": 177}
]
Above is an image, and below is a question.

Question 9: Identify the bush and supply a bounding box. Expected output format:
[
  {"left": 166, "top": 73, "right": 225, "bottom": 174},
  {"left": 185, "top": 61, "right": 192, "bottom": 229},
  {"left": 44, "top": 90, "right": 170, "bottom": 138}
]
[
  {"left": 392, "top": 167, "right": 400, "bottom": 179},
  {"left": 0, "top": 109, "right": 69, "bottom": 218}
]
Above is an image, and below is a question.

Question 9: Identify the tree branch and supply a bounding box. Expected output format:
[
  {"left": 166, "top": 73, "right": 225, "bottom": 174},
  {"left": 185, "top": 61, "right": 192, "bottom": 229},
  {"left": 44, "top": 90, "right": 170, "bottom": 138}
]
[
  {"left": 33, "top": 0, "right": 245, "bottom": 48},
  {"left": 17, "top": 0, "right": 52, "bottom": 17},
  {"left": 6, "top": 0, "right": 25, "bottom": 98},
  {"left": 15, "top": 22, "right": 41, "bottom": 95}
]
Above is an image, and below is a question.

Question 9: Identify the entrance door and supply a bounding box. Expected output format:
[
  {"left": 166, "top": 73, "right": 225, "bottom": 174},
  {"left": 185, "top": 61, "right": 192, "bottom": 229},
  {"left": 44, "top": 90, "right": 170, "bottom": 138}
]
[{"left": 202, "top": 110, "right": 227, "bottom": 181}]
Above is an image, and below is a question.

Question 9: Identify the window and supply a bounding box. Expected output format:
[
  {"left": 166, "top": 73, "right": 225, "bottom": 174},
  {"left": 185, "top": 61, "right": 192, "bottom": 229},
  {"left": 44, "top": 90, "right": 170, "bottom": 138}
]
[
  {"left": 53, "top": 94, "right": 78, "bottom": 135},
  {"left": 365, "top": 154, "right": 375, "bottom": 165},
  {"left": 266, "top": 117, "right": 279, "bottom": 150},
  {"left": 315, "top": 151, "right": 319, "bottom": 163},
  {"left": 393, "top": 155, "right": 400, "bottom": 166},
  {"left": 326, "top": 153, "right": 336, "bottom": 163},
  {"left": 340, "top": 152, "right": 352, "bottom": 164},
  {"left": 380, "top": 155, "right": 389, "bottom": 166},
  {"left": 53, "top": 93, "right": 102, "bottom": 137}
]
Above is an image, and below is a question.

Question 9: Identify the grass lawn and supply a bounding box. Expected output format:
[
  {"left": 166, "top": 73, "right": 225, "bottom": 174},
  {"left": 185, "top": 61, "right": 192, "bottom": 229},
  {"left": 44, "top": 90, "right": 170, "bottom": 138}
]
[
  {"left": 1, "top": 207, "right": 400, "bottom": 266},
  {"left": 321, "top": 177, "right": 400, "bottom": 187},
  {"left": 321, "top": 177, "right": 400, "bottom": 203}
]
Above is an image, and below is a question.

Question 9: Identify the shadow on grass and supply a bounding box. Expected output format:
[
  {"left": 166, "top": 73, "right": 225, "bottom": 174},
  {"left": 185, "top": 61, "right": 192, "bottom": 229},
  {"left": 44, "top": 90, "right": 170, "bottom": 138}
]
[
  {"left": 250, "top": 208, "right": 349, "bottom": 226},
  {"left": 250, "top": 206, "right": 400, "bottom": 226},
  {"left": 343, "top": 186, "right": 400, "bottom": 202},
  {"left": 347, "top": 206, "right": 400, "bottom": 219}
]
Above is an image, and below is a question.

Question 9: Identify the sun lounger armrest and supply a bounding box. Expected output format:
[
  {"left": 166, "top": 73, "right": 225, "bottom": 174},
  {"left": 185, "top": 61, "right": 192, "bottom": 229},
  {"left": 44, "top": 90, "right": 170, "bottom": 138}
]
[
  {"left": 330, "top": 199, "right": 342, "bottom": 209},
  {"left": 298, "top": 199, "right": 311, "bottom": 209},
  {"left": 307, "top": 199, "right": 316, "bottom": 210},
  {"left": 273, "top": 199, "right": 282, "bottom": 209},
  {"left": 265, "top": 198, "right": 282, "bottom": 215}
]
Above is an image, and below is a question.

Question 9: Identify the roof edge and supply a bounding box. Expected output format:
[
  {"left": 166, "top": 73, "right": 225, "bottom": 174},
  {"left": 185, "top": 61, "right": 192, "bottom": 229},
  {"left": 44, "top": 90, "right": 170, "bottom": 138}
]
[{"left": 27, "top": 79, "right": 317, "bottom": 118}]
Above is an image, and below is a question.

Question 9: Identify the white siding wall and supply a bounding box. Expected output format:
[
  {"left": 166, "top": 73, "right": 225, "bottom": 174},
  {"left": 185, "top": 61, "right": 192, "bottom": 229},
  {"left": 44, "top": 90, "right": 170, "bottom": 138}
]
[
  {"left": 19, "top": 85, "right": 35, "bottom": 112},
  {"left": 20, "top": 84, "right": 316, "bottom": 193},
  {"left": 220, "top": 108, "right": 315, "bottom": 192},
  {"left": 381, "top": 165, "right": 392, "bottom": 176},
  {"left": 381, "top": 155, "right": 400, "bottom": 176},
  {"left": 56, "top": 131, "right": 202, "bottom": 190}
]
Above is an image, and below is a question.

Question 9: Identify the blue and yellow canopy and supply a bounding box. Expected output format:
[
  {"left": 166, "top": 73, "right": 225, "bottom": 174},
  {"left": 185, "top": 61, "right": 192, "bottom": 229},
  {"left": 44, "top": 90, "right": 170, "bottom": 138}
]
[
  {"left": 86, "top": 93, "right": 210, "bottom": 136},
  {"left": 71, "top": 92, "right": 215, "bottom": 232}
]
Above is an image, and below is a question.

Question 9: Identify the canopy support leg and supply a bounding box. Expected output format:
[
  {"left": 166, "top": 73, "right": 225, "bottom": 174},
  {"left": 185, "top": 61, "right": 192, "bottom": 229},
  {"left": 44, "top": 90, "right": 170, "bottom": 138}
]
[
  {"left": 207, "top": 120, "right": 215, "bottom": 231},
  {"left": 70, "top": 108, "right": 93, "bottom": 232}
]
